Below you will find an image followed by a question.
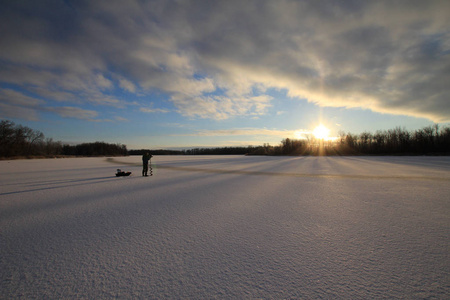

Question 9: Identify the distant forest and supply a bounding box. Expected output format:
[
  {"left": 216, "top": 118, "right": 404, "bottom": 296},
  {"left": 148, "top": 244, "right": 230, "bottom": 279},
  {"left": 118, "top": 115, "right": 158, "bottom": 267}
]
[
  {"left": 0, "top": 120, "right": 127, "bottom": 158},
  {"left": 262, "top": 124, "right": 449, "bottom": 156},
  {"left": 1, "top": 119, "right": 449, "bottom": 158},
  {"left": 133, "top": 125, "right": 450, "bottom": 156}
]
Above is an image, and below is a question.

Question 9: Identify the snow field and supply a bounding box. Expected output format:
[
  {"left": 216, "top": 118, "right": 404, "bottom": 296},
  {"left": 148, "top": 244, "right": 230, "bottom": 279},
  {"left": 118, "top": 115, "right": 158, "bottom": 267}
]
[{"left": 1, "top": 156, "right": 449, "bottom": 298}]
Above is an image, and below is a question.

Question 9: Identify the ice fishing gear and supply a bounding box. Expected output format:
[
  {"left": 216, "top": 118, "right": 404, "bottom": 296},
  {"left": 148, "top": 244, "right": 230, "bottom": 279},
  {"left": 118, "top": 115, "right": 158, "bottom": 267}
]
[
  {"left": 149, "top": 157, "right": 153, "bottom": 176},
  {"left": 116, "top": 169, "right": 132, "bottom": 177}
]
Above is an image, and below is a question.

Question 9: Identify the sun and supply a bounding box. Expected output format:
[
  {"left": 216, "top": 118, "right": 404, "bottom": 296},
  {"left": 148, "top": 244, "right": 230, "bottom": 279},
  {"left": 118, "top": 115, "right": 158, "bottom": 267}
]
[{"left": 313, "top": 124, "right": 330, "bottom": 140}]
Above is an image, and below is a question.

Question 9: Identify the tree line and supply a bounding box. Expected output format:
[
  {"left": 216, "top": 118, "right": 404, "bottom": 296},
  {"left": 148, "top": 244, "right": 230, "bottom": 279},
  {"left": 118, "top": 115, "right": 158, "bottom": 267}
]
[
  {"left": 250, "top": 125, "right": 450, "bottom": 156},
  {"left": 0, "top": 120, "right": 127, "bottom": 158},
  {"left": 129, "top": 149, "right": 185, "bottom": 156},
  {"left": 2, "top": 119, "right": 449, "bottom": 158},
  {"left": 140, "top": 125, "right": 449, "bottom": 156},
  {"left": 337, "top": 125, "right": 450, "bottom": 155},
  {"left": 61, "top": 142, "right": 127, "bottom": 156},
  {"left": 130, "top": 146, "right": 262, "bottom": 156},
  {"left": 137, "top": 125, "right": 449, "bottom": 156}
]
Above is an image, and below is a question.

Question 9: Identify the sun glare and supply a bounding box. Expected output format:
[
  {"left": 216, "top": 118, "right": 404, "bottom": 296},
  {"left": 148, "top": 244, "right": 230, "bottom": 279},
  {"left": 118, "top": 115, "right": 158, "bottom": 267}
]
[{"left": 313, "top": 124, "right": 330, "bottom": 140}]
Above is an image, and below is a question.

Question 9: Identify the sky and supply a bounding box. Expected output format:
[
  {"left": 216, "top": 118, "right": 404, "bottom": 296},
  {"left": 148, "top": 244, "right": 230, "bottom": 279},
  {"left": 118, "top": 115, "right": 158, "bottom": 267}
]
[{"left": 1, "top": 0, "right": 449, "bottom": 149}]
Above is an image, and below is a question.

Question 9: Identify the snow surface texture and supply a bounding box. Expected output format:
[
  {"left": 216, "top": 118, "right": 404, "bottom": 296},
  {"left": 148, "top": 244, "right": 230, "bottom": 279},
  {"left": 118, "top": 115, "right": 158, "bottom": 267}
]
[{"left": 1, "top": 156, "right": 449, "bottom": 298}]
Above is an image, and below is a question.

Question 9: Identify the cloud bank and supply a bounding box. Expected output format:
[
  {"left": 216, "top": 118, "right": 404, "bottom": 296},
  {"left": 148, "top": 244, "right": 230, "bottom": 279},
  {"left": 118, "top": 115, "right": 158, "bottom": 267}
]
[{"left": 1, "top": 0, "right": 449, "bottom": 122}]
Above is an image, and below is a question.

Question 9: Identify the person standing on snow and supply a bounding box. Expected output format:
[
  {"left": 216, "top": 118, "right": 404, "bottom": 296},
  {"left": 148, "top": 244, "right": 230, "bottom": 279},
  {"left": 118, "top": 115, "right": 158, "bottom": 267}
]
[{"left": 142, "top": 152, "right": 153, "bottom": 176}]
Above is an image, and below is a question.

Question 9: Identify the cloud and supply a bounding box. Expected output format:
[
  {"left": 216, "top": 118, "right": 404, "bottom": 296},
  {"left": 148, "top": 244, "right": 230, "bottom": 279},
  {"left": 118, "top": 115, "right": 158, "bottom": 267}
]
[
  {"left": 0, "top": 88, "right": 101, "bottom": 121},
  {"left": 140, "top": 107, "right": 170, "bottom": 113},
  {"left": 0, "top": 89, "right": 44, "bottom": 120},
  {"left": 1, "top": 0, "right": 449, "bottom": 122},
  {"left": 0, "top": 89, "right": 45, "bottom": 107},
  {"left": 46, "top": 107, "right": 98, "bottom": 120},
  {"left": 114, "top": 116, "right": 128, "bottom": 122},
  {"left": 118, "top": 78, "right": 137, "bottom": 93},
  {"left": 0, "top": 103, "right": 40, "bottom": 121},
  {"left": 171, "top": 94, "right": 273, "bottom": 120}
]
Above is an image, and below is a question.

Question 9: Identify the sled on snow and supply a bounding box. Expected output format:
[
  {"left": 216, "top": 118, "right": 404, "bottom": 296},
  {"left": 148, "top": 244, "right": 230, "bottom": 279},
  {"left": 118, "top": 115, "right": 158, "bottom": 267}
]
[{"left": 116, "top": 169, "right": 132, "bottom": 177}]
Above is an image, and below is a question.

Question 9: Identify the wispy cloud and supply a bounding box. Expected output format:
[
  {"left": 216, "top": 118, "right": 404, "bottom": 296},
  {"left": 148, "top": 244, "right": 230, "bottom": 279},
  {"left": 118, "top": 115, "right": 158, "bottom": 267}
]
[
  {"left": 171, "top": 94, "right": 273, "bottom": 120},
  {"left": 118, "top": 77, "right": 137, "bottom": 93},
  {"left": 114, "top": 116, "right": 129, "bottom": 122},
  {"left": 0, "top": 103, "right": 40, "bottom": 121},
  {"left": 0, "top": 89, "right": 43, "bottom": 120},
  {"left": 46, "top": 107, "right": 98, "bottom": 120},
  {"left": 1, "top": 0, "right": 449, "bottom": 122},
  {"left": 0, "top": 89, "right": 45, "bottom": 107},
  {"left": 140, "top": 107, "right": 170, "bottom": 113}
]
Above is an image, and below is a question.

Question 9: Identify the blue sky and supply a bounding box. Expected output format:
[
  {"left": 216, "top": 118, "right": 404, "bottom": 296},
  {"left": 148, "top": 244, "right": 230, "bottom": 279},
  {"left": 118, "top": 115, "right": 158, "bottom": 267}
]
[{"left": 1, "top": 0, "right": 449, "bottom": 149}]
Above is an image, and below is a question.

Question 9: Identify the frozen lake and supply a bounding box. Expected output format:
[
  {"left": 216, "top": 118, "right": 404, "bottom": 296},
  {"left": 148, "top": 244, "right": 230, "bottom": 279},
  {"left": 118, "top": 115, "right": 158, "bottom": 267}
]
[{"left": 1, "top": 156, "right": 449, "bottom": 298}]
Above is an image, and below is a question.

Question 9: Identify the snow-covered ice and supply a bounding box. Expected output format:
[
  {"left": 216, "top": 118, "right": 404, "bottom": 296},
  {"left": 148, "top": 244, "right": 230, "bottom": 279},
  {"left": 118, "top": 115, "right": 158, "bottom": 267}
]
[{"left": 1, "top": 156, "right": 449, "bottom": 298}]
